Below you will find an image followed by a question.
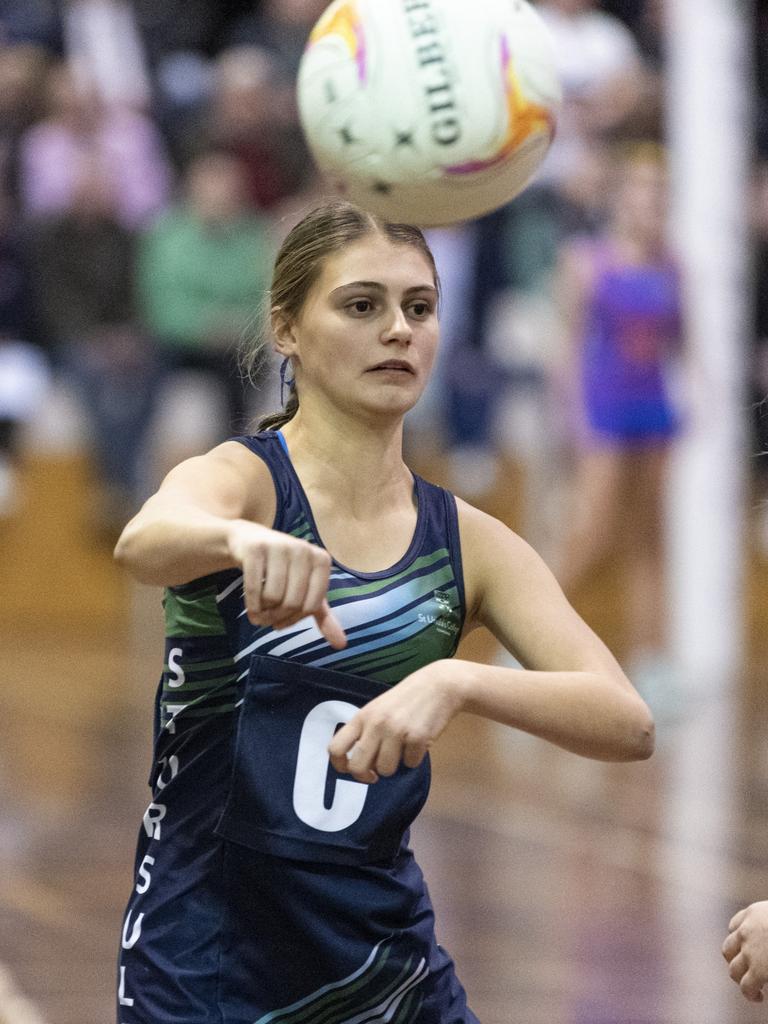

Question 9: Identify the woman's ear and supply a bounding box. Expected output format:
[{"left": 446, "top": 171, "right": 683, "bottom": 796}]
[{"left": 271, "top": 306, "right": 298, "bottom": 358}]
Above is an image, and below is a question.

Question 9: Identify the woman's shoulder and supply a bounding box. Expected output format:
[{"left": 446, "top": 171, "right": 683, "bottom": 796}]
[
  {"left": 452, "top": 497, "right": 546, "bottom": 624},
  {"left": 211, "top": 436, "right": 274, "bottom": 467},
  {"left": 170, "top": 438, "right": 278, "bottom": 525},
  {"left": 454, "top": 497, "right": 543, "bottom": 574},
  {"left": 454, "top": 496, "right": 519, "bottom": 543},
  {"left": 218, "top": 432, "right": 280, "bottom": 480}
]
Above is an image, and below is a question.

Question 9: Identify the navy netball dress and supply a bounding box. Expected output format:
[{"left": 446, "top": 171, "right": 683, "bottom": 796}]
[{"left": 117, "top": 431, "right": 480, "bottom": 1024}]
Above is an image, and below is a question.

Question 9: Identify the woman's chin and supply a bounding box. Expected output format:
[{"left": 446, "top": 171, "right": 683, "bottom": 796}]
[{"left": 361, "top": 390, "right": 422, "bottom": 420}]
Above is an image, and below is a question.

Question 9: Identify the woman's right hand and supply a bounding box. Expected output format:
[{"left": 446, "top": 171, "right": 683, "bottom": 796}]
[{"left": 227, "top": 520, "right": 347, "bottom": 649}]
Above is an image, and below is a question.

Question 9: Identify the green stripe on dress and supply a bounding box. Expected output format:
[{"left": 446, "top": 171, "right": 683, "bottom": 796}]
[
  {"left": 163, "top": 588, "right": 228, "bottom": 638},
  {"left": 162, "top": 673, "right": 238, "bottom": 694},
  {"left": 161, "top": 656, "right": 235, "bottom": 674},
  {"left": 267, "top": 945, "right": 396, "bottom": 1024},
  {"left": 330, "top": 549, "right": 449, "bottom": 601}
]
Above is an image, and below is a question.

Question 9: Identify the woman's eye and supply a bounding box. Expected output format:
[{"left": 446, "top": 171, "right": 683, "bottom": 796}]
[
  {"left": 349, "top": 299, "right": 372, "bottom": 314},
  {"left": 409, "top": 302, "right": 432, "bottom": 318}
]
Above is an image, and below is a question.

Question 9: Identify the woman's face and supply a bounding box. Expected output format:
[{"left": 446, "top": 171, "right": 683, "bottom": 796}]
[
  {"left": 613, "top": 158, "right": 669, "bottom": 243},
  {"left": 281, "top": 234, "right": 440, "bottom": 421}
]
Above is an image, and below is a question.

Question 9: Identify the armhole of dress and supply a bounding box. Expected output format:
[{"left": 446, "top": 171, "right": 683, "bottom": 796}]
[
  {"left": 166, "top": 435, "right": 286, "bottom": 597},
  {"left": 229, "top": 433, "right": 286, "bottom": 533},
  {"left": 442, "top": 488, "right": 467, "bottom": 633}
]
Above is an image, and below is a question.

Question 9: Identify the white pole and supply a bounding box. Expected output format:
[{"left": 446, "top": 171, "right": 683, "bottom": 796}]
[
  {"left": 665, "top": 0, "right": 752, "bottom": 686},
  {"left": 663, "top": 8, "right": 750, "bottom": 1015}
]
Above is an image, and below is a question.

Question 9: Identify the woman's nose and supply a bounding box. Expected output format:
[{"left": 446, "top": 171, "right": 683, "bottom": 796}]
[{"left": 382, "top": 307, "right": 412, "bottom": 344}]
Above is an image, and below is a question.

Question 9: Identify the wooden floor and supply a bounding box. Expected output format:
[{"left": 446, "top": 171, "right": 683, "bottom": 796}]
[{"left": 3, "top": 451, "right": 768, "bottom": 1024}]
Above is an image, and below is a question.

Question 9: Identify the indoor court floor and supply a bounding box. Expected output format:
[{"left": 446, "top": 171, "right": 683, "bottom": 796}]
[{"left": 2, "top": 451, "right": 768, "bottom": 1024}]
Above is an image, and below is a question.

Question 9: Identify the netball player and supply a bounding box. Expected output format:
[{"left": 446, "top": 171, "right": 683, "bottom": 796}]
[
  {"left": 555, "top": 144, "right": 683, "bottom": 700},
  {"left": 113, "top": 200, "right": 654, "bottom": 1022}
]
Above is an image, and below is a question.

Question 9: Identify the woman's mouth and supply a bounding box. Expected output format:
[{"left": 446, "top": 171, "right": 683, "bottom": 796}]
[{"left": 367, "top": 360, "right": 415, "bottom": 374}]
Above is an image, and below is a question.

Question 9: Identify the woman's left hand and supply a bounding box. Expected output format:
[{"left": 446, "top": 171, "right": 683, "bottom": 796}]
[{"left": 328, "top": 662, "right": 464, "bottom": 784}]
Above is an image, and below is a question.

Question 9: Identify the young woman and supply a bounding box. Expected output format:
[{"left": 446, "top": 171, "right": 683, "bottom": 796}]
[
  {"left": 113, "top": 200, "right": 654, "bottom": 1023},
  {"left": 555, "top": 145, "right": 683, "bottom": 692}
]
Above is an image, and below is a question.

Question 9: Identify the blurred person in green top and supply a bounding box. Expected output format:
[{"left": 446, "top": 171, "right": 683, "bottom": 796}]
[{"left": 138, "top": 149, "right": 274, "bottom": 450}]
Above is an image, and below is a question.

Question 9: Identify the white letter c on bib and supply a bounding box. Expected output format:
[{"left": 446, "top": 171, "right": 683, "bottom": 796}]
[{"left": 293, "top": 700, "right": 368, "bottom": 832}]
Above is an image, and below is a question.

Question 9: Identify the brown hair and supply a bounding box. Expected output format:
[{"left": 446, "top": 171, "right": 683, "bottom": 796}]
[{"left": 244, "top": 199, "right": 440, "bottom": 431}]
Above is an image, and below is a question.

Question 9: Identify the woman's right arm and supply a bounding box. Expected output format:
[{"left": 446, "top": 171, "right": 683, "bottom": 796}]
[{"left": 114, "top": 442, "right": 346, "bottom": 647}]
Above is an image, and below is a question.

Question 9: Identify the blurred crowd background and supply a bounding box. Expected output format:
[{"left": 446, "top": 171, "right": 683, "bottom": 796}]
[{"left": 0, "top": 0, "right": 762, "bottom": 686}]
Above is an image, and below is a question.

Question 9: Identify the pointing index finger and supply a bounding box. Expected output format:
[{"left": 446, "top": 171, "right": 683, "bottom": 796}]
[{"left": 315, "top": 600, "right": 347, "bottom": 649}]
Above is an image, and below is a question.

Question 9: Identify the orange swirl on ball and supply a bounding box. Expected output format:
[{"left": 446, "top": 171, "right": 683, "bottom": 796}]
[
  {"left": 445, "top": 34, "right": 554, "bottom": 175},
  {"left": 308, "top": 1, "right": 367, "bottom": 83}
]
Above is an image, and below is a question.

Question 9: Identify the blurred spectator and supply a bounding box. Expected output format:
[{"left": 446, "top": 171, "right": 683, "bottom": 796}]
[
  {"left": 0, "top": 0, "right": 62, "bottom": 53},
  {"left": 750, "top": 159, "right": 768, "bottom": 551},
  {"left": 0, "top": 187, "right": 49, "bottom": 517},
  {"left": 18, "top": 59, "right": 171, "bottom": 229},
  {"left": 63, "top": 0, "right": 152, "bottom": 110},
  {"left": 600, "top": 0, "right": 666, "bottom": 67},
  {"left": 0, "top": 43, "right": 50, "bottom": 198},
  {"left": 434, "top": 163, "right": 610, "bottom": 502},
  {"left": 466, "top": 145, "right": 615, "bottom": 556},
  {"left": 0, "top": 339, "right": 50, "bottom": 516},
  {"left": 756, "top": 0, "right": 768, "bottom": 157},
  {"left": 625, "top": 0, "right": 666, "bottom": 73},
  {"left": 491, "top": 143, "right": 614, "bottom": 302},
  {"left": 27, "top": 157, "right": 155, "bottom": 535},
  {"left": 204, "top": 0, "right": 327, "bottom": 208},
  {"left": 438, "top": 0, "right": 656, "bottom": 498},
  {"left": 598, "top": 0, "right": 646, "bottom": 25},
  {"left": 131, "top": 0, "right": 230, "bottom": 63},
  {"left": 223, "top": 0, "right": 328, "bottom": 77},
  {"left": 554, "top": 144, "right": 684, "bottom": 703},
  {"left": 535, "top": 0, "right": 652, "bottom": 188},
  {"left": 128, "top": 0, "right": 250, "bottom": 163},
  {"left": 137, "top": 150, "right": 274, "bottom": 450},
  {"left": 172, "top": 43, "right": 313, "bottom": 211},
  {"left": 438, "top": 211, "right": 507, "bottom": 499},
  {"left": 617, "top": 0, "right": 666, "bottom": 139}
]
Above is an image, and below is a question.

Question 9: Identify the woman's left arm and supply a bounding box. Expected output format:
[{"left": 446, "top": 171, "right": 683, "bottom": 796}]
[{"left": 329, "top": 502, "right": 654, "bottom": 782}]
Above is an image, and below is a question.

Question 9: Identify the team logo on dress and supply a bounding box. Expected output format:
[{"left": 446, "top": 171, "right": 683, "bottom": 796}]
[{"left": 433, "top": 589, "right": 459, "bottom": 638}]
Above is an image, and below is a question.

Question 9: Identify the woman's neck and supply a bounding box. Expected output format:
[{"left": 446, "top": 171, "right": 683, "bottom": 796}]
[
  {"left": 609, "top": 226, "right": 666, "bottom": 264},
  {"left": 279, "top": 405, "right": 413, "bottom": 517}
]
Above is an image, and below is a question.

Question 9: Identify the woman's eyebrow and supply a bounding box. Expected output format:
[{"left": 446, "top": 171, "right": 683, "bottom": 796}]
[
  {"left": 403, "top": 285, "right": 438, "bottom": 297},
  {"left": 331, "top": 281, "right": 386, "bottom": 295},
  {"left": 330, "top": 282, "right": 437, "bottom": 296}
]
